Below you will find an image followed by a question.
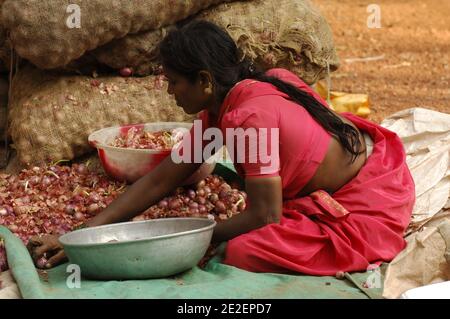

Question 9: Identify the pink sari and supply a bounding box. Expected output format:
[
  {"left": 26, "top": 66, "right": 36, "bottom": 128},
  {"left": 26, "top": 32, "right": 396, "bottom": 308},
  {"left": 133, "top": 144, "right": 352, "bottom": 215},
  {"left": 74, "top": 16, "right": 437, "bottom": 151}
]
[
  {"left": 223, "top": 112, "right": 415, "bottom": 275},
  {"left": 194, "top": 69, "right": 415, "bottom": 275}
]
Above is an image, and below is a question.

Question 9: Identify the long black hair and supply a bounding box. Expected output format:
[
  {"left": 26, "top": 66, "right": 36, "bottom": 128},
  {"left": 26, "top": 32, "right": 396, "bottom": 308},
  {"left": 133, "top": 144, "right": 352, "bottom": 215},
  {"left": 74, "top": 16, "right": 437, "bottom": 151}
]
[{"left": 159, "top": 20, "right": 363, "bottom": 163}]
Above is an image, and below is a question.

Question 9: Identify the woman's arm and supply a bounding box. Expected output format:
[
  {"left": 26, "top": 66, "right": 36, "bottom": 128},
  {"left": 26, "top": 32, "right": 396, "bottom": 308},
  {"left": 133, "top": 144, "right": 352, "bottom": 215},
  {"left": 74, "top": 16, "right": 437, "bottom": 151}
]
[
  {"left": 86, "top": 156, "right": 202, "bottom": 227},
  {"left": 212, "top": 176, "right": 283, "bottom": 243},
  {"left": 28, "top": 156, "right": 202, "bottom": 268}
]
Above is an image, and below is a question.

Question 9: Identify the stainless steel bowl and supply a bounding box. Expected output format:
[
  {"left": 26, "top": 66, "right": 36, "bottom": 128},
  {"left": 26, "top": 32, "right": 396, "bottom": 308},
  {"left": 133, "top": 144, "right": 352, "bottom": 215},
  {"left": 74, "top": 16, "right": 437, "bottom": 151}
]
[{"left": 59, "top": 218, "right": 216, "bottom": 280}]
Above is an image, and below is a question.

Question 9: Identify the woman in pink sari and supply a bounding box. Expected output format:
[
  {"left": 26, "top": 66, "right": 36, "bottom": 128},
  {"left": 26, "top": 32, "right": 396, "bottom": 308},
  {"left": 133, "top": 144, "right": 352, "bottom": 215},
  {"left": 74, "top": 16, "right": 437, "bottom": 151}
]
[{"left": 30, "top": 21, "right": 415, "bottom": 275}]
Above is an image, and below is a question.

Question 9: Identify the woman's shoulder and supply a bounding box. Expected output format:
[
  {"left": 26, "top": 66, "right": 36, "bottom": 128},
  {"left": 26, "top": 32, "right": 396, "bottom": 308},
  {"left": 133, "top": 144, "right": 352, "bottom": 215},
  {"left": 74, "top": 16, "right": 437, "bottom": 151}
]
[
  {"left": 265, "top": 68, "right": 307, "bottom": 86},
  {"left": 266, "top": 68, "right": 330, "bottom": 109}
]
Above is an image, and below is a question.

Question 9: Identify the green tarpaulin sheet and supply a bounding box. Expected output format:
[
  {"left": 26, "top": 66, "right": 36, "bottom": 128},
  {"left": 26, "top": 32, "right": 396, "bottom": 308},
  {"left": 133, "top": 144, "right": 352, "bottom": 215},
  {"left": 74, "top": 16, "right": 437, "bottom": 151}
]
[
  {"left": 0, "top": 162, "right": 385, "bottom": 299},
  {"left": 0, "top": 226, "right": 384, "bottom": 299}
]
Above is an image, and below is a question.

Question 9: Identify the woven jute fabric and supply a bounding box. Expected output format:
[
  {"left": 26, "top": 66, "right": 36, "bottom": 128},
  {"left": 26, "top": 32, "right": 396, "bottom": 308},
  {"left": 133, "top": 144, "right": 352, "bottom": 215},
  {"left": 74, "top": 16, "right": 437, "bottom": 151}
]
[
  {"left": 1, "top": 0, "right": 236, "bottom": 69},
  {"left": 8, "top": 64, "right": 194, "bottom": 165}
]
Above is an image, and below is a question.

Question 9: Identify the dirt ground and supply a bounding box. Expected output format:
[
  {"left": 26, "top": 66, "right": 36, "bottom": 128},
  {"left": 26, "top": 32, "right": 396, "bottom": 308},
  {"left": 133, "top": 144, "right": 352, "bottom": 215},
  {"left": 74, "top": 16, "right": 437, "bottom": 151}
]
[{"left": 314, "top": 0, "right": 450, "bottom": 123}]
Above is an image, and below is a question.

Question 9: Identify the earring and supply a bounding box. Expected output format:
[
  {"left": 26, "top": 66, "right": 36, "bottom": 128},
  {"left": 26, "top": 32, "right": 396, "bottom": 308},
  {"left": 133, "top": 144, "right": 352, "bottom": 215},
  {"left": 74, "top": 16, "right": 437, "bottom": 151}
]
[{"left": 204, "top": 86, "right": 213, "bottom": 95}]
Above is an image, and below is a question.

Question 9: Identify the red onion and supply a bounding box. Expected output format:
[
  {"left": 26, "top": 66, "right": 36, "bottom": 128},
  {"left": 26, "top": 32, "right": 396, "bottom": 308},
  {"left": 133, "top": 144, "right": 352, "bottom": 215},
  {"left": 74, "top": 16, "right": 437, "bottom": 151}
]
[
  {"left": 215, "top": 201, "right": 226, "bottom": 213},
  {"left": 36, "top": 256, "right": 48, "bottom": 269},
  {"left": 119, "top": 67, "right": 133, "bottom": 77},
  {"left": 65, "top": 204, "right": 77, "bottom": 215},
  {"left": 72, "top": 195, "right": 84, "bottom": 203},
  {"left": 89, "top": 192, "right": 101, "bottom": 203},
  {"left": 196, "top": 189, "right": 206, "bottom": 197},
  {"left": 196, "top": 180, "right": 206, "bottom": 189},
  {"left": 189, "top": 202, "right": 199, "bottom": 209},
  {"left": 196, "top": 197, "right": 206, "bottom": 205},
  {"left": 203, "top": 186, "right": 212, "bottom": 194},
  {"left": 13, "top": 206, "right": 27, "bottom": 215},
  {"left": 189, "top": 208, "right": 199, "bottom": 215},
  {"left": 198, "top": 205, "right": 207, "bottom": 214},
  {"left": 74, "top": 212, "right": 85, "bottom": 221},
  {"left": 75, "top": 164, "right": 88, "bottom": 175},
  {"left": 168, "top": 199, "right": 181, "bottom": 210},
  {"left": 211, "top": 176, "right": 221, "bottom": 186},
  {"left": 220, "top": 184, "right": 232, "bottom": 191},
  {"left": 87, "top": 203, "right": 100, "bottom": 215},
  {"left": 187, "top": 189, "right": 196, "bottom": 199},
  {"left": 219, "top": 190, "right": 229, "bottom": 199},
  {"left": 158, "top": 200, "right": 168, "bottom": 209},
  {"left": 208, "top": 193, "right": 219, "bottom": 204},
  {"left": 41, "top": 176, "right": 52, "bottom": 186}
]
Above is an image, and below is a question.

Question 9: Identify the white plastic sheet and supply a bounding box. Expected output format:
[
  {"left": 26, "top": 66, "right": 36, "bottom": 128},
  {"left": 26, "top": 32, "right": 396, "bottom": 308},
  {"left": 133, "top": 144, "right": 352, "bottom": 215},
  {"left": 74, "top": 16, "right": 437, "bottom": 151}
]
[
  {"left": 381, "top": 107, "right": 450, "bottom": 233},
  {"left": 381, "top": 107, "right": 450, "bottom": 298}
]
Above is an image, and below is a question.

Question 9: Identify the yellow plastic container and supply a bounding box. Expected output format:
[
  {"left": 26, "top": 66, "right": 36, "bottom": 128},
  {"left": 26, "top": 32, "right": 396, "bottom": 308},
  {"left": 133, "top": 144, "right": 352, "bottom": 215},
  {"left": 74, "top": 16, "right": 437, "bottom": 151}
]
[{"left": 314, "top": 81, "right": 371, "bottom": 118}]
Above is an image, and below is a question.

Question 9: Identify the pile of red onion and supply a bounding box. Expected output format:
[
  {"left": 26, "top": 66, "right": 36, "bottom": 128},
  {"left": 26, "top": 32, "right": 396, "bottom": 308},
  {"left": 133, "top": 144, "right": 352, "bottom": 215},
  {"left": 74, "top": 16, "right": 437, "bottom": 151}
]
[
  {"left": 134, "top": 175, "right": 247, "bottom": 222},
  {"left": 0, "top": 163, "right": 246, "bottom": 271},
  {"left": 0, "top": 163, "right": 126, "bottom": 271}
]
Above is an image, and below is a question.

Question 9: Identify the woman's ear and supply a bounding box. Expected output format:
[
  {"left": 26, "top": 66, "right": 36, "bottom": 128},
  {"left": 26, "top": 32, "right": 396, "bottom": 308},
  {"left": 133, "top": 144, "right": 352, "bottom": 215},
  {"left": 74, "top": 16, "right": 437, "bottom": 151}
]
[{"left": 198, "top": 70, "right": 213, "bottom": 90}]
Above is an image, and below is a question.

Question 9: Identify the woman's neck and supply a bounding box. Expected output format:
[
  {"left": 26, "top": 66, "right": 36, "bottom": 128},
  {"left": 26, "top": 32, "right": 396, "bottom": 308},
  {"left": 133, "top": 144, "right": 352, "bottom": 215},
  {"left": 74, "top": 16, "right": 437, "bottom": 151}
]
[
  {"left": 207, "top": 83, "right": 238, "bottom": 118},
  {"left": 207, "top": 100, "right": 222, "bottom": 117}
]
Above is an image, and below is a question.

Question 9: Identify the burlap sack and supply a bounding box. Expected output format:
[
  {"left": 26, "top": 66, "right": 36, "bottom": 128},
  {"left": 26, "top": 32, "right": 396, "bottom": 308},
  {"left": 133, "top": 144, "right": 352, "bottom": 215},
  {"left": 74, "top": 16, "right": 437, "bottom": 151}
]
[
  {"left": 93, "top": 0, "right": 339, "bottom": 85},
  {"left": 8, "top": 64, "right": 194, "bottom": 165},
  {"left": 1, "top": 0, "right": 237, "bottom": 70},
  {"left": 0, "top": 0, "right": 9, "bottom": 73},
  {"left": 92, "top": 27, "right": 172, "bottom": 76},
  {"left": 0, "top": 76, "right": 8, "bottom": 135}
]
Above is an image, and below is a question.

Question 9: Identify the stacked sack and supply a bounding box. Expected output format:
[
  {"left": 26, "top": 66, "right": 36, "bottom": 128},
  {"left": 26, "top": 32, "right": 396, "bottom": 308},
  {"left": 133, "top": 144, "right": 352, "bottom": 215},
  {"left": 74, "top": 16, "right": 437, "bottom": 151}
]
[
  {"left": 0, "top": 0, "right": 7, "bottom": 144},
  {"left": 92, "top": 0, "right": 340, "bottom": 85},
  {"left": 1, "top": 0, "right": 339, "bottom": 165},
  {"left": 1, "top": 0, "right": 236, "bottom": 69},
  {"left": 0, "top": 0, "right": 8, "bottom": 73},
  {"left": 8, "top": 64, "right": 195, "bottom": 165},
  {"left": 0, "top": 77, "right": 7, "bottom": 137},
  {"left": 1, "top": 0, "right": 238, "bottom": 165}
]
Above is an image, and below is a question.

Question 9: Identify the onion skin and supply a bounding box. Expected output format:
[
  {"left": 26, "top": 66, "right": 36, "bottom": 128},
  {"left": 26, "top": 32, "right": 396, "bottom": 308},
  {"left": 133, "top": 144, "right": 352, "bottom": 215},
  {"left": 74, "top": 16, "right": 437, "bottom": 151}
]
[{"left": 1, "top": 163, "right": 246, "bottom": 271}]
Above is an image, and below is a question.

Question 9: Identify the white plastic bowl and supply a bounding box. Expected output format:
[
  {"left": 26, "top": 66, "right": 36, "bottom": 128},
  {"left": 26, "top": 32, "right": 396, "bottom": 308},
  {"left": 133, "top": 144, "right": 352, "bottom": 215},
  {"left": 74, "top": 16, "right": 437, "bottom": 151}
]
[{"left": 88, "top": 122, "right": 215, "bottom": 184}]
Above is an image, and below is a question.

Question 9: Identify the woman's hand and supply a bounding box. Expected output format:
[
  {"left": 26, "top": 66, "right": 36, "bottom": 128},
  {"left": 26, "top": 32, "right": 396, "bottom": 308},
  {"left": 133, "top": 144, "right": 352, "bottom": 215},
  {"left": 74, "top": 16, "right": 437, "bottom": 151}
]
[
  {"left": 212, "top": 176, "right": 283, "bottom": 243},
  {"left": 27, "top": 234, "right": 67, "bottom": 269}
]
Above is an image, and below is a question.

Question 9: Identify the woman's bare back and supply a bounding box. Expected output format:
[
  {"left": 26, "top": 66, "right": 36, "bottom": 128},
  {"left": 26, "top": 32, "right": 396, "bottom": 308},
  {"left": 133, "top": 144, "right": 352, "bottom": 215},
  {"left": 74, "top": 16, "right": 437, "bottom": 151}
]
[{"left": 297, "top": 115, "right": 367, "bottom": 197}]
